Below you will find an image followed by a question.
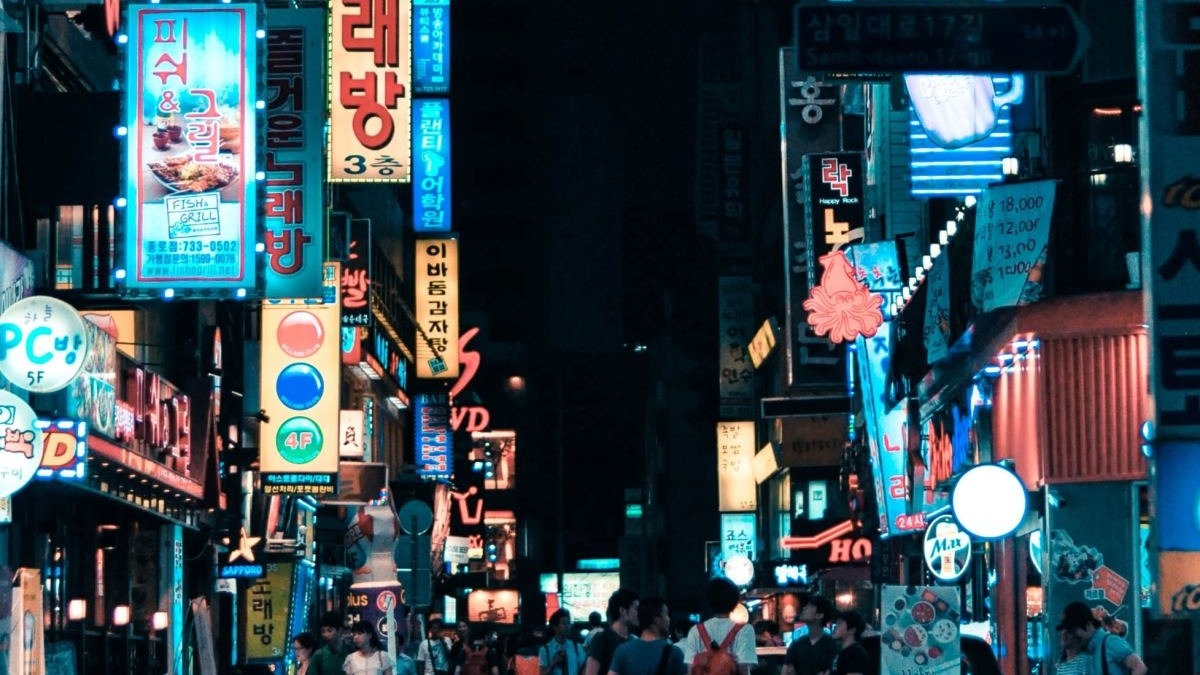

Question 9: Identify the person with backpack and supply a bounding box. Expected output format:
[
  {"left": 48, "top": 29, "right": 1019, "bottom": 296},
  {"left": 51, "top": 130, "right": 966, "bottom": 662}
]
[
  {"left": 680, "top": 577, "right": 757, "bottom": 675},
  {"left": 541, "top": 609, "right": 586, "bottom": 675},
  {"left": 1057, "top": 601, "right": 1148, "bottom": 675},
  {"left": 584, "top": 589, "right": 639, "bottom": 675},
  {"left": 607, "top": 597, "right": 685, "bottom": 675},
  {"left": 457, "top": 628, "right": 500, "bottom": 675},
  {"left": 417, "top": 617, "right": 454, "bottom": 675}
]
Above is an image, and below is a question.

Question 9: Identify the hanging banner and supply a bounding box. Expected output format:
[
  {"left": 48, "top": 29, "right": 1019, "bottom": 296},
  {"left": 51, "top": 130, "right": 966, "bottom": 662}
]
[
  {"left": 412, "top": 0, "right": 450, "bottom": 94},
  {"left": 1140, "top": 0, "right": 1200, "bottom": 443},
  {"left": 717, "top": 421, "right": 757, "bottom": 512},
  {"left": 412, "top": 99, "right": 452, "bottom": 232},
  {"left": 9, "top": 569, "right": 46, "bottom": 675},
  {"left": 923, "top": 253, "right": 951, "bottom": 362},
  {"left": 264, "top": 8, "right": 326, "bottom": 299},
  {"left": 879, "top": 585, "right": 961, "bottom": 675},
  {"left": 243, "top": 561, "right": 294, "bottom": 661},
  {"left": 414, "top": 237, "right": 460, "bottom": 379},
  {"left": 259, "top": 264, "right": 341, "bottom": 495},
  {"left": 122, "top": 3, "right": 260, "bottom": 297},
  {"left": 717, "top": 276, "right": 754, "bottom": 419},
  {"left": 971, "top": 180, "right": 1057, "bottom": 312},
  {"left": 857, "top": 330, "right": 918, "bottom": 537},
  {"left": 328, "top": 0, "right": 412, "bottom": 182}
]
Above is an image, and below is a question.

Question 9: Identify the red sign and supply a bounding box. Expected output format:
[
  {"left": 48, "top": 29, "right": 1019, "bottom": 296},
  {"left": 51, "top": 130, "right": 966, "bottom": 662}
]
[{"left": 803, "top": 250, "right": 884, "bottom": 344}]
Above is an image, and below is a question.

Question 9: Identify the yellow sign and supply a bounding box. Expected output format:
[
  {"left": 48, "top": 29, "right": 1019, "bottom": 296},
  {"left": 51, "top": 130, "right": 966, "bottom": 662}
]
[
  {"left": 258, "top": 264, "right": 341, "bottom": 494},
  {"left": 747, "top": 317, "right": 780, "bottom": 369},
  {"left": 415, "top": 238, "right": 460, "bottom": 379},
  {"left": 244, "top": 562, "right": 294, "bottom": 660},
  {"left": 327, "top": 0, "right": 412, "bottom": 182},
  {"left": 717, "top": 421, "right": 757, "bottom": 511}
]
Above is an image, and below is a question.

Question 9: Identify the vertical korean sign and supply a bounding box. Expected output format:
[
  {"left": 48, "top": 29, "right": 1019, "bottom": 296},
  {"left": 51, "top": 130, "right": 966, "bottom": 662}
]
[
  {"left": 1140, "top": 1, "right": 1200, "bottom": 441},
  {"left": 328, "top": 0, "right": 412, "bottom": 182},
  {"left": 260, "top": 264, "right": 341, "bottom": 495},
  {"left": 264, "top": 8, "right": 326, "bottom": 299},
  {"left": 413, "top": 99, "right": 452, "bottom": 232},
  {"left": 716, "top": 421, "right": 757, "bottom": 512},
  {"left": 412, "top": 0, "right": 450, "bottom": 94},
  {"left": 414, "top": 237, "right": 459, "bottom": 379},
  {"left": 243, "top": 561, "right": 294, "bottom": 660},
  {"left": 122, "top": 4, "right": 259, "bottom": 297}
]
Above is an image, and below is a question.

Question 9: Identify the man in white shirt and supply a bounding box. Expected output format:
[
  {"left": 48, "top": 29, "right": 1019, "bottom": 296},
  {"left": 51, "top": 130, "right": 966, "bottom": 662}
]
[{"left": 679, "top": 578, "right": 758, "bottom": 675}]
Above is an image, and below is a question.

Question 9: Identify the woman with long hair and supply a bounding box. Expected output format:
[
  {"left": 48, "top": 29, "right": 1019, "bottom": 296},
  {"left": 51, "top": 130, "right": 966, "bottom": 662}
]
[{"left": 343, "top": 620, "right": 396, "bottom": 675}]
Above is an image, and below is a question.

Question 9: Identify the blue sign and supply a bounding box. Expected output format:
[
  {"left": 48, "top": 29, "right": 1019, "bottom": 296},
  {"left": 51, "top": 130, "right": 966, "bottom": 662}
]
[
  {"left": 218, "top": 563, "right": 265, "bottom": 579},
  {"left": 1156, "top": 442, "right": 1200, "bottom": 551},
  {"left": 414, "top": 392, "right": 451, "bottom": 478},
  {"left": 907, "top": 74, "right": 1022, "bottom": 197},
  {"left": 413, "top": 99, "right": 452, "bottom": 232},
  {"left": 856, "top": 329, "right": 915, "bottom": 538},
  {"left": 413, "top": 0, "right": 450, "bottom": 94},
  {"left": 263, "top": 8, "right": 326, "bottom": 299}
]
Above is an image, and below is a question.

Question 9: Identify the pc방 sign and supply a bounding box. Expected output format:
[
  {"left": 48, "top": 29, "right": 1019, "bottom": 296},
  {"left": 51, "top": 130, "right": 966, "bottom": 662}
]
[{"left": 0, "top": 295, "right": 88, "bottom": 393}]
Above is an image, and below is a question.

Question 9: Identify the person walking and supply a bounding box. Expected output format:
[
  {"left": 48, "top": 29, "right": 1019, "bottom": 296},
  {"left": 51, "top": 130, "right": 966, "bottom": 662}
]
[
  {"left": 417, "top": 618, "right": 454, "bottom": 675},
  {"left": 584, "top": 589, "right": 639, "bottom": 675},
  {"left": 313, "top": 611, "right": 354, "bottom": 675},
  {"left": 679, "top": 577, "right": 757, "bottom": 675},
  {"left": 344, "top": 620, "right": 396, "bottom": 675},
  {"left": 541, "top": 609, "right": 586, "bottom": 675},
  {"left": 607, "top": 597, "right": 685, "bottom": 675},
  {"left": 294, "top": 632, "right": 320, "bottom": 675},
  {"left": 1056, "top": 627, "right": 1090, "bottom": 675},
  {"left": 782, "top": 595, "right": 838, "bottom": 675},
  {"left": 829, "top": 612, "right": 870, "bottom": 675},
  {"left": 1056, "top": 602, "right": 1147, "bottom": 675},
  {"left": 583, "top": 613, "right": 604, "bottom": 652}
]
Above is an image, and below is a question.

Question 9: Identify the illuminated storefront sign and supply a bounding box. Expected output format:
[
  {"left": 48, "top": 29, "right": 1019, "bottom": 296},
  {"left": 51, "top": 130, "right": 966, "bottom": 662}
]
[
  {"left": 328, "top": 0, "right": 412, "bottom": 182},
  {"left": 121, "top": 3, "right": 260, "bottom": 297},
  {"left": 0, "top": 390, "right": 44, "bottom": 498},
  {"left": 259, "top": 264, "right": 340, "bottom": 495},
  {"left": 0, "top": 295, "right": 89, "bottom": 393},
  {"left": 720, "top": 512, "right": 757, "bottom": 561},
  {"left": 923, "top": 513, "right": 971, "bottom": 582},
  {"left": 264, "top": 8, "right": 326, "bottom": 299},
  {"left": 804, "top": 153, "right": 865, "bottom": 290},
  {"left": 414, "top": 237, "right": 459, "bottom": 379},
  {"left": 717, "top": 421, "right": 756, "bottom": 512},
  {"left": 0, "top": 242, "right": 34, "bottom": 315},
  {"left": 339, "top": 410, "right": 365, "bottom": 459},
  {"left": 243, "top": 561, "right": 293, "bottom": 659},
  {"left": 906, "top": 74, "right": 1023, "bottom": 197},
  {"left": 412, "top": 99, "right": 451, "bottom": 232},
  {"left": 412, "top": 0, "right": 449, "bottom": 94},
  {"left": 34, "top": 419, "right": 88, "bottom": 479},
  {"left": 857, "top": 330, "right": 919, "bottom": 537},
  {"left": 804, "top": 250, "right": 883, "bottom": 344},
  {"left": 414, "top": 392, "right": 451, "bottom": 478}
]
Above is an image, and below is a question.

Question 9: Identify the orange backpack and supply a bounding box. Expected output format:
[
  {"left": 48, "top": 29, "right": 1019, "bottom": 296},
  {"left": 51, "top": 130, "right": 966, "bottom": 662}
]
[{"left": 690, "top": 622, "right": 745, "bottom": 675}]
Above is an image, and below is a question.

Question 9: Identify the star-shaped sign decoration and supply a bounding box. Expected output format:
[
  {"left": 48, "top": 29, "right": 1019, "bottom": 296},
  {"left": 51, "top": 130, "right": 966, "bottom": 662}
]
[{"left": 228, "top": 527, "right": 262, "bottom": 563}]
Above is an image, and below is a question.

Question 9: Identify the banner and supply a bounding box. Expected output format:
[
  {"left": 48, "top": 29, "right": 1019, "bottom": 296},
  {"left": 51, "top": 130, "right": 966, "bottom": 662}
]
[
  {"left": 264, "top": 8, "right": 326, "bottom": 299},
  {"left": 347, "top": 581, "right": 405, "bottom": 651},
  {"left": 879, "top": 585, "right": 961, "bottom": 675},
  {"left": 122, "top": 3, "right": 260, "bottom": 296},
  {"left": 328, "top": 0, "right": 412, "bottom": 182},
  {"left": 717, "top": 276, "right": 754, "bottom": 419},
  {"left": 9, "top": 568, "right": 46, "bottom": 675},
  {"left": 244, "top": 561, "right": 294, "bottom": 660},
  {"left": 412, "top": 99, "right": 451, "bottom": 232},
  {"left": 780, "top": 49, "right": 845, "bottom": 391},
  {"left": 923, "top": 252, "right": 951, "bottom": 362},
  {"left": 1140, "top": 0, "right": 1200, "bottom": 442},
  {"left": 971, "top": 180, "right": 1057, "bottom": 312},
  {"left": 414, "top": 237, "right": 459, "bottom": 378},
  {"left": 716, "top": 421, "right": 756, "bottom": 512},
  {"left": 259, "top": 264, "right": 341, "bottom": 495},
  {"left": 857, "top": 330, "right": 917, "bottom": 537},
  {"left": 412, "top": 0, "right": 450, "bottom": 94}
]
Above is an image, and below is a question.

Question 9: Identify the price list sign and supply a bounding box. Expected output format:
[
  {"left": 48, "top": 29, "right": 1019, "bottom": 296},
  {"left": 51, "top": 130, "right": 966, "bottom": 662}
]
[{"left": 970, "top": 180, "right": 1057, "bottom": 312}]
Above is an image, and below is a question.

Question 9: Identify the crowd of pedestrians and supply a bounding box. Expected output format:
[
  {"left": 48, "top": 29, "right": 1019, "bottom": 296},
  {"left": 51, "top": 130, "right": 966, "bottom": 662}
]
[{"left": 287, "top": 580, "right": 889, "bottom": 675}]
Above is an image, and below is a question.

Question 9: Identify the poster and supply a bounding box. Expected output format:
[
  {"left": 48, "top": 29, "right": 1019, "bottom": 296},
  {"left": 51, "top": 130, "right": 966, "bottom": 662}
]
[
  {"left": 971, "top": 180, "right": 1057, "bottom": 312},
  {"left": 879, "top": 585, "right": 961, "bottom": 675}
]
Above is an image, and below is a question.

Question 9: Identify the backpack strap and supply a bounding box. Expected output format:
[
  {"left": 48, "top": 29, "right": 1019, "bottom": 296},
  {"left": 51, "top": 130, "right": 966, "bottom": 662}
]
[
  {"left": 1101, "top": 634, "right": 1110, "bottom": 675},
  {"left": 719, "top": 623, "right": 745, "bottom": 651},
  {"left": 697, "top": 622, "right": 715, "bottom": 649}
]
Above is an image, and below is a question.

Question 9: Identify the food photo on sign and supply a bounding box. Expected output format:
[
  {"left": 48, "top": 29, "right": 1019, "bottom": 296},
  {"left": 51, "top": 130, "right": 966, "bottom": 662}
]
[{"left": 879, "top": 585, "right": 962, "bottom": 675}]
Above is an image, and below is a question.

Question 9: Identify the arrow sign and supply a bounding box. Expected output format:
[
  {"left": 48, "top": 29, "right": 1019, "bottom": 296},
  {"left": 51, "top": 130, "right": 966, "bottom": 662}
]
[{"left": 794, "top": 3, "right": 1089, "bottom": 74}]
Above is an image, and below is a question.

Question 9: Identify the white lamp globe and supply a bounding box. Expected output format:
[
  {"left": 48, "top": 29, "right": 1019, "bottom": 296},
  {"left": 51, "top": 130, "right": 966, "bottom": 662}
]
[{"left": 951, "top": 463, "right": 1028, "bottom": 539}]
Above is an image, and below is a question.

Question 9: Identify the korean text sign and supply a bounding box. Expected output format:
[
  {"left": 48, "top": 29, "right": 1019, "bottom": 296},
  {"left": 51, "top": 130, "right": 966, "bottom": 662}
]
[
  {"left": 717, "top": 421, "right": 757, "bottom": 512},
  {"left": 414, "top": 238, "right": 460, "bottom": 378},
  {"left": 243, "top": 561, "right": 294, "bottom": 660},
  {"left": 264, "top": 8, "right": 326, "bottom": 299},
  {"left": 412, "top": 99, "right": 452, "bottom": 232},
  {"left": 414, "top": 391, "right": 451, "bottom": 478},
  {"left": 412, "top": 0, "right": 449, "bottom": 94},
  {"left": 259, "top": 265, "right": 341, "bottom": 495},
  {"left": 122, "top": 4, "right": 259, "bottom": 296},
  {"left": 328, "top": 0, "right": 412, "bottom": 182}
]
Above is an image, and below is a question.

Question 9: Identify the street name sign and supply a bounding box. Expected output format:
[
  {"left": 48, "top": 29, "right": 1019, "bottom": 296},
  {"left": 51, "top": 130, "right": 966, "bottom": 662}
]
[{"left": 794, "top": 3, "right": 1089, "bottom": 74}]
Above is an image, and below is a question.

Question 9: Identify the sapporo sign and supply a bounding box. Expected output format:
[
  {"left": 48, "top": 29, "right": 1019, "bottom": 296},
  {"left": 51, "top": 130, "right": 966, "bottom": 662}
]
[{"left": 793, "top": 3, "right": 1088, "bottom": 74}]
